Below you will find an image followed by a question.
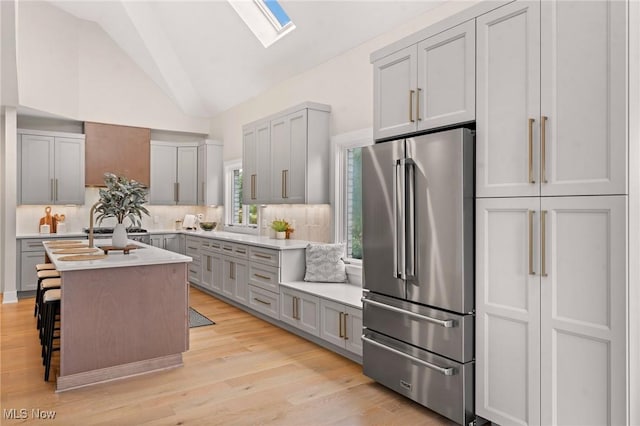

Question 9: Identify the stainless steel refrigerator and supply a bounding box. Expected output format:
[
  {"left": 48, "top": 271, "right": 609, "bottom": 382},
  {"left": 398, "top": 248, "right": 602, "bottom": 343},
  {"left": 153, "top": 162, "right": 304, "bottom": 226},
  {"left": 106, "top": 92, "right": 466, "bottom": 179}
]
[{"left": 362, "top": 128, "right": 475, "bottom": 426}]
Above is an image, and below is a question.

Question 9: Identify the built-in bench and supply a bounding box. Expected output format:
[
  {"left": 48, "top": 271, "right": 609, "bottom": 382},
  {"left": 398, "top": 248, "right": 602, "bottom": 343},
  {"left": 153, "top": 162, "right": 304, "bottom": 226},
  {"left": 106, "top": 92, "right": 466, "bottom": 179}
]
[{"left": 279, "top": 281, "right": 362, "bottom": 309}]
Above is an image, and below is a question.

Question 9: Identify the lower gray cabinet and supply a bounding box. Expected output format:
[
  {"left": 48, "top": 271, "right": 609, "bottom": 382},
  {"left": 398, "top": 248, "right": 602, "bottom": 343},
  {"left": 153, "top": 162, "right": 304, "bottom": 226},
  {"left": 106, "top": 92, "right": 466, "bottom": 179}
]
[
  {"left": 150, "top": 233, "right": 183, "bottom": 253},
  {"left": 320, "top": 299, "right": 363, "bottom": 356},
  {"left": 200, "top": 249, "right": 222, "bottom": 293},
  {"left": 222, "top": 255, "right": 248, "bottom": 304},
  {"left": 280, "top": 287, "right": 320, "bottom": 337},
  {"left": 248, "top": 285, "right": 279, "bottom": 320}
]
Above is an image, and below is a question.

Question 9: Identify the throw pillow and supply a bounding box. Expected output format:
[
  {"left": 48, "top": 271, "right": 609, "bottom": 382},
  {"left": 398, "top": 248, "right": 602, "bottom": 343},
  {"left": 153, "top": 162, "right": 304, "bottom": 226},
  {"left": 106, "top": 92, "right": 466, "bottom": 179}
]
[{"left": 304, "top": 243, "right": 348, "bottom": 283}]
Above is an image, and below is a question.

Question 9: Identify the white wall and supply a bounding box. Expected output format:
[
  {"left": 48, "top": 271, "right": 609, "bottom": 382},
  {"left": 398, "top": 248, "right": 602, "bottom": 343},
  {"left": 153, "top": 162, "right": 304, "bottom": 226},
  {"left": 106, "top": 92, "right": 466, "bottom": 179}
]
[
  {"left": 15, "top": 1, "right": 209, "bottom": 134},
  {"left": 209, "top": 0, "right": 482, "bottom": 161},
  {"left": 1, "top": 108, "right": 18, "bottom": 302}
]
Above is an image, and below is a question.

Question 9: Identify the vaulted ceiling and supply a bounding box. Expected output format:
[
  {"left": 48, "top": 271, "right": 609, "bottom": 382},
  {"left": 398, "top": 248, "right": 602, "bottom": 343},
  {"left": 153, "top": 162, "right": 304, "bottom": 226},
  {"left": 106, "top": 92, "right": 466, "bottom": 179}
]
[{"left": 47, "top": 1, "right": 445, "bottom": 118}]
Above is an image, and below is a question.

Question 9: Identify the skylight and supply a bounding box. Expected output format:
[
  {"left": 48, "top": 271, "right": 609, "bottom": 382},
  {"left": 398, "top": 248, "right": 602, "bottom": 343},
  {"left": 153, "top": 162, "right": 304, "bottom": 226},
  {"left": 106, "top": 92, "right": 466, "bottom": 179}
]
[{"left": 228, "top": 0, "right": 296, "bottom": 48}]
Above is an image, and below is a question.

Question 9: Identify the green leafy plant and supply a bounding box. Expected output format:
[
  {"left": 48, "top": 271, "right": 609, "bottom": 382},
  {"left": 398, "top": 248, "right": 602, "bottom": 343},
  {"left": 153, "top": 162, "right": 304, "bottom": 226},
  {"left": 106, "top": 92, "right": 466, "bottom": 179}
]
[
  {"left": 270, "top": 218, "right": 289, "bottom": 232},
  {"left": 95, "top": 173, "right": 150, "bottom": 226}
]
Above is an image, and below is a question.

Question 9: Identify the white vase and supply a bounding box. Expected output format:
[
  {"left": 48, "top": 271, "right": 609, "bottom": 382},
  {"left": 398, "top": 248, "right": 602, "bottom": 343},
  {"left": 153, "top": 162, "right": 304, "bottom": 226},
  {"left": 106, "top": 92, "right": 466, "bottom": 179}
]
[
  {"left": 112, "top": 223, "right": 128, "bottom": 248},
  {"left": 276, "top": 231, "right": 286, "bottom": 240}
]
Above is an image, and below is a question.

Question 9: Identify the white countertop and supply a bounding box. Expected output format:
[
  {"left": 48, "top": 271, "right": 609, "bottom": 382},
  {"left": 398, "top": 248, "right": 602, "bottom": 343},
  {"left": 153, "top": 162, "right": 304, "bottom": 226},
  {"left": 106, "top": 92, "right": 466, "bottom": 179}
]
[
  {"left": 17, "top": 232, "right": 87, "bottom": 239},
  {"left": 280, "top": 281, "right": 363, "bottom": 309},
  {"left": 44, "top": 239, "right": 192, "bottom": 272},
  {"left": 179, "top": 230, "right": 311, "bottom": 250}
]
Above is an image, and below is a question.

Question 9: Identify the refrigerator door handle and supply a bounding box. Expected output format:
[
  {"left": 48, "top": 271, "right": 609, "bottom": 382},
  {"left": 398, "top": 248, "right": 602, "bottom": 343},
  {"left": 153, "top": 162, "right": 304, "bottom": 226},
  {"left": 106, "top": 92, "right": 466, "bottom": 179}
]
[
  {"left": 401, "top": 158, "right": 416, "bottom": 279},
  {"left": 362, "top": 298, "right": 455, "bottom": 328},
  {"left": 393, "top": 161, "right": 404, "bottom": 279},
  {"left": 362, "top": 335, "right": 456, "bottom": 376}
]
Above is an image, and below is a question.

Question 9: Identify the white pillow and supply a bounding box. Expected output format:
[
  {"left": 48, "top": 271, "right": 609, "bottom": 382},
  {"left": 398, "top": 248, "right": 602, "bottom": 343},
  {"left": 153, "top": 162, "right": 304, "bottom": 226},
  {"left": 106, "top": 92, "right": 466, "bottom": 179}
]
[{"left": 303, "top": 243, "right": 348, "bottom": 283}]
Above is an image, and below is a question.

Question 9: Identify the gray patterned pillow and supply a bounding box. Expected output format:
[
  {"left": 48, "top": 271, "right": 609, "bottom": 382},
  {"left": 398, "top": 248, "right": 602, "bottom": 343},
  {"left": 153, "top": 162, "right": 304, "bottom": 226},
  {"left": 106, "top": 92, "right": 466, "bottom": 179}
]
[{"left": 303, "top": 243, "right": 348, "bottom": 283}]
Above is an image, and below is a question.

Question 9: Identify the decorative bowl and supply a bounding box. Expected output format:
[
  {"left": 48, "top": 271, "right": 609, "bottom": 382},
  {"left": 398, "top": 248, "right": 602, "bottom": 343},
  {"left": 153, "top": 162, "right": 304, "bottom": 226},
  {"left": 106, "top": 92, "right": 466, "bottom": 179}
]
[{"left": 199, "top": 222, "right": 216, "bottom": 231}]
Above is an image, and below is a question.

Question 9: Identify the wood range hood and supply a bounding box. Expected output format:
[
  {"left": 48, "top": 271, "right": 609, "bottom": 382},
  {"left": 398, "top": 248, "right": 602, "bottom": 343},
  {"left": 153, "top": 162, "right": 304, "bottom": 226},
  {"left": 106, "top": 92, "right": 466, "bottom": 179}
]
[{"left": 84, "top": 122, "right": 150, "bottom": 187}]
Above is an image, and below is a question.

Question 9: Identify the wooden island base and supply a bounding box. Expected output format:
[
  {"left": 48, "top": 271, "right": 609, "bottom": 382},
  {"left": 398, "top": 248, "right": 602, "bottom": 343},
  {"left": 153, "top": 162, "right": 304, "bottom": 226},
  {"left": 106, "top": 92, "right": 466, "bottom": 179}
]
[{"left": 57, "top": 262, "right": 189, "bottom": 392}]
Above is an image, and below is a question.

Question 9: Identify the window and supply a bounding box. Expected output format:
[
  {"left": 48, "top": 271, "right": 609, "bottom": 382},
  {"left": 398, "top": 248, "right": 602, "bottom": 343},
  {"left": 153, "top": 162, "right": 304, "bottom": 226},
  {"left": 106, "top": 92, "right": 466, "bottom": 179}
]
[
  {"left": 333, "top": 129, "right": 373, "bottom": 263},
  {"left": 227, "top": 0, "right": 296, "bottom": 48},
  {"left": 225, "top": 160, "right": 258, "bottom": 231}
]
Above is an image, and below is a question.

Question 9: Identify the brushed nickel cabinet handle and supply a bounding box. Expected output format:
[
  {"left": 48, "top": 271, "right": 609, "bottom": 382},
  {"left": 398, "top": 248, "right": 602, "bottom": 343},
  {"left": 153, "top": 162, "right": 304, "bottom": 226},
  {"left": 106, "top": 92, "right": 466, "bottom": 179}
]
[
  {"left": 416, "top": 88, "right": 422, "bottom": 121},
  {"left": 207, "top": 256, "right": 211, "bottom": 272},
  {"left": 230, "top": 261, "right": 235, "bottom": 280},
  {"left": 254, "top": 298, "right": 271, "bottom": 306},
  {"left": 54, "top": 179, "right": 59, "bottom": 201},
  {"left": 50, "top": 179, "right": 54, "bottom": 201},
  {"left": 176, "top": 182, "right": 180, "bottom": 202},
  {"left": 528, "top": 118, "right": 535, "bottom": 183},
  {"left": 409, "top": 90, "right": 415, "bottom": 123},
  {"left": 174, "top": 182, "right": 178, "bottom": 202},
  {"left": 541, "top": 116, "right": 548, "bottom": 184},
  {"left": 541, "top": 210, "right": 548, "bottom": 277},
  {"left": 223, "top": 247, "right": 233, "bottom": 252},
  {"left": 529, "top": 210, "right": 535, "bottom": 275},
  {"left": 254, "top": 273, "right": 270, "bottom": 281},
  {"left": 292, "top": 296, "right": 296, "bottom": 319},
  {"left": 254, "top": 253, "right": 271, "bottom": 260},
  {"left": 284, "top": 170, "right": 288, "bottom": 198},
  {"left": 339, "top": 312, "right": 345, "bottom": 338}
]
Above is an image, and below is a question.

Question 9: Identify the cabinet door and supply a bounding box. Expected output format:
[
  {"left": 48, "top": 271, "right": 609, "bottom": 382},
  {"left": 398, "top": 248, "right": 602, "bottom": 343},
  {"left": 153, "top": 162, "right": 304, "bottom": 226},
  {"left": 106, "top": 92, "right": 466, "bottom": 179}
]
[
  {"left": 150, "top": 235, "right": 163, "bottom": 248},
  {"left": 540, "top": 196, "right": 626, "bottom": 426},
  {"left": 476, "top": 1, "right": 541, "bottom": 198},
  {"left": 222, "top": 257, "right": 235, "bottom": 299},
  {"left": 164, "top": 234, "right": 181, "bottom": 253},
  {"left": 476, "top": 197, "right": 540, "bottom": 426},
  {"left": 297, "top": 292, "right": 321, "bottom": 337},
  {"left": 197, "top": 144, "right": 206, "bottom": 205},
  {"left": 286, "top": 110, "right": 308, "bottom": 203},
  {"left": 417, "top": 20, "right": 475, "bottom": 131},
  {"left": 150, "top": 144, "right": 178, "bottom": 204},
  {"left": 344, "top": 306, "right": 362, "bottom": 356},
  {"left": 270, "top": 116, "right": 289, "bottom": 203},
  {"left": 540, "top": 1, "right": 627, "bottom": 196},
  {"left": 177, "top": 146, "right": 198, "bottom": 205},
  {"left": 320, "top": 299, "right": 346, "bottom": 348},
  {"left": 19, "top": 134, "right": 54, "bottom": 204},
  {"left": 201, "top": 250, "right": 222, "bottom": 293},
  {"left": 373, "top": 45, "right": 418, "bottom": 140},
  {"left": 54, "top": 137, "right": 85, "bottom": 204},
  {"left": 280, "top": 289, "right": 297, "bottom": 326},
  {"left": 255, "top": 122, "right": 271, "bottom": 203},
  {"left": 20, "top": 251, "right": 45, "bottom": 291},
  {"left": 242, "top": 126, "right": 257, "bottom": 204},
  {"left": 233, "top": 259, "right": 249, "bottom": 305}
]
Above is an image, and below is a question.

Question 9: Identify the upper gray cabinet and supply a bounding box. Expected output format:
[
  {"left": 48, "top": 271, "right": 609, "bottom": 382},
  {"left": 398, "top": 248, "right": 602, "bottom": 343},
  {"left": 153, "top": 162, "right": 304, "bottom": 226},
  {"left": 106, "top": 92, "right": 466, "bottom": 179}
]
[
  {"left": 150, "top": 141, "right": 198, "bottom": 205},
  {"left": 373, "top": 20, "right": 476, "bottom": 140},
  {"left": 198, "top": 140, "right": 223, "bottom": 206},
  {"left": 242, "top": 103, "right": 330, "bottom": 205},
  {"left": 476, "top": 0, "right": 627, "bottom": 198},
  {"left": 18, "top": 129, "right": 85, "bottom": 205}
]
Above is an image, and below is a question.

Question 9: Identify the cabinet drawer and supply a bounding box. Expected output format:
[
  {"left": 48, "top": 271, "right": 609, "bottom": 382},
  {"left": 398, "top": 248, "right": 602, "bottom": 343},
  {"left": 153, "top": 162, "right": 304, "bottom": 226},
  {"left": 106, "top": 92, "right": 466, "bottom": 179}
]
[
  {"left": 185, "top": 237, "right": 201, "bottom": 255},
  {"left": 204, "top": 239, "right": 222, "bottom": 252},
  {"left": 221, "top": 242, "right": 248, "bottom": 258},
  {"left": 249, "top": 246, "right": 279, "bottom": 267},
  {"left": 21, "top": 239, "right": 48, "bottom": 252},
  {"left": 248, "top": 263, "right": 279, "bottom": 292},
  {"left": 248, "top": 285, "right": 279, "bottom": 320}
]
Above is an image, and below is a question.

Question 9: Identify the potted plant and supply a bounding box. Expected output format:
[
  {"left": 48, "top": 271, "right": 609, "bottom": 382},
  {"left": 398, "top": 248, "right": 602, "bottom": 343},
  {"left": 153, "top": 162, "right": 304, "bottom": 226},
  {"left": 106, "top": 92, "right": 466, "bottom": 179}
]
[
  {"left": 94, "top": 172, "right": 150, "bottom": 248},
  {"left": 271, "top": 218, "right": 289, "bottom": 240}
]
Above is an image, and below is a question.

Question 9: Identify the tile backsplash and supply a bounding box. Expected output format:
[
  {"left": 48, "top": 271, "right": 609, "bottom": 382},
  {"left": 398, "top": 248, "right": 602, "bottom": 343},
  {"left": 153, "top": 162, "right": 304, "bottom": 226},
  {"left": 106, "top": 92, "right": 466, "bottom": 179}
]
[
  {"left": 16, "top": 188, "right": 222, "bottom": 234},
  {"left": 16, "top": 189, "right": 331, "bottom": 243}
]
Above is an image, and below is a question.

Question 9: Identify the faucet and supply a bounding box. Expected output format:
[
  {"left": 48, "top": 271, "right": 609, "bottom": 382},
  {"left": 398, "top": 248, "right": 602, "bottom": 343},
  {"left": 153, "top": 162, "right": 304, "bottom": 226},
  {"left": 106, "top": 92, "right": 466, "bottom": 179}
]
[{"left": 88, "top": 201, "right": 100, "bottom": 248}]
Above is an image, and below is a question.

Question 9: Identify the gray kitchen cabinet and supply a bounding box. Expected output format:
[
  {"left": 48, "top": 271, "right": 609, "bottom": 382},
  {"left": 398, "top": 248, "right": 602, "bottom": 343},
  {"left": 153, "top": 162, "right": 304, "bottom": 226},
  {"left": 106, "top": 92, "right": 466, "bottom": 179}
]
[
  {"left": 280, "top": 287, "right": 320, "bottom": 337},
  {"left": 18, "top": 129, "right": 85, "bottom": 205},
  {"left": 222, "top": 255, "right": 248, "bottom": 304},
  {"left": 201, "top": 248, "right": 223, "bottom": 294},
  {"left": 242, "top": 121, "right": 271, "bottom": 204},
  {"left": 185, "top": 236, "right": 202, "bottom": 285},
  {"left": 150, "top": 233, "right": 183, "bottom": 253},
  {"left": 319, "top": 299, "right": 363, "bottom": 356},
  {"left": 197, "top": 140, "right": 223, "bottom": 206},
  {"left": 476, "top": 0, "right": 627, "bottom": 198},
  {"left": 150, "top": 141, "right": 198, "bottom": 205},
  {"left": 372, "top": 20, "right": 475, "bottom": 140},
  {"left": 243, "top": 102, "right": 330, "bottom": 205}
]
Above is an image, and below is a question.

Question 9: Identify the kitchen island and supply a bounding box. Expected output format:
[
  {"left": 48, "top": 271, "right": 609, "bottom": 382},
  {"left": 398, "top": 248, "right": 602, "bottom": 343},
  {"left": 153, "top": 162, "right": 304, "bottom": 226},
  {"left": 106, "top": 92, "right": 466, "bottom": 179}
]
[{"left": 43, "top": 240, "right": 192, "bottom": 392}]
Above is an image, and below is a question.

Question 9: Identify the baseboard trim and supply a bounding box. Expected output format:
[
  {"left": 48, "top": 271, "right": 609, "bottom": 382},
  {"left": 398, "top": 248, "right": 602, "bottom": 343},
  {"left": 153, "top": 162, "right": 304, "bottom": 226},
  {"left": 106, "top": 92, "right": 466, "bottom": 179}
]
[
  {"left": 2, "top": 291, "right": 18, "bottom": 304},
  {"left": 56, "top": 354, "right": 183, "bottom": 392}
]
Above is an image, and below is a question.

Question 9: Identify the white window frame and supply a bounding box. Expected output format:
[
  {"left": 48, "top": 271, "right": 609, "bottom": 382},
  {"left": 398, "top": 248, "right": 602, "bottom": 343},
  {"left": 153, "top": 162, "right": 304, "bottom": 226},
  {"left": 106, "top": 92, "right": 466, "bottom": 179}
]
[
  {"left": 332, "top": 128, "right": 374, "bottom": 268},
  {"left": 224, "top": 159, "right": 259, "bottom": 235}
]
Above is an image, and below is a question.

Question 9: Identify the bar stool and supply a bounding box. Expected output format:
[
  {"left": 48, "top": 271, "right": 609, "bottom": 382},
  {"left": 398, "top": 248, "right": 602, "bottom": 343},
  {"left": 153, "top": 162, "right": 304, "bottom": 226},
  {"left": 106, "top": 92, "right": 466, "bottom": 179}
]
[
  {"left": 37, "top": 278, "right": 61, "bottom": 337},
  {"left": 34, "top": 269, "right": 60, "bottom": 319},
  {"left": 41, "top": 288, "right": 61, "bottom": 382}
]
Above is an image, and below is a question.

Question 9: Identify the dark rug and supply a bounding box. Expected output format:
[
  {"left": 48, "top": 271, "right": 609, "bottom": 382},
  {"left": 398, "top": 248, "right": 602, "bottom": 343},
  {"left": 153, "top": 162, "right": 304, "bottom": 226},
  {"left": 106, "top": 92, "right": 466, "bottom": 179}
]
[{"left": 189, "top": 307, "right": 215, "bottom": 328}]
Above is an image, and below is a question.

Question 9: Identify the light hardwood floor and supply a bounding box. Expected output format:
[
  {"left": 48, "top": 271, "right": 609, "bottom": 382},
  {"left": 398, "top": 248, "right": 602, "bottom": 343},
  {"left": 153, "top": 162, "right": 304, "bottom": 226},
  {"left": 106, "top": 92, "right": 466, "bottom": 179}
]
[{"left": 1, "top": 287, "right": 453, "bottom": 425}]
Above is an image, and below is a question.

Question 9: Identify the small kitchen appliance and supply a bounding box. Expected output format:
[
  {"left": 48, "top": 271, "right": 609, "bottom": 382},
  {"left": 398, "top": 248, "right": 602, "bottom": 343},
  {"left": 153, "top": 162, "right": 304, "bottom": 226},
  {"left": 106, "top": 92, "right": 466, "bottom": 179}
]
[{"left": 182, "top": 214, "right": 198, "bottom": 230}]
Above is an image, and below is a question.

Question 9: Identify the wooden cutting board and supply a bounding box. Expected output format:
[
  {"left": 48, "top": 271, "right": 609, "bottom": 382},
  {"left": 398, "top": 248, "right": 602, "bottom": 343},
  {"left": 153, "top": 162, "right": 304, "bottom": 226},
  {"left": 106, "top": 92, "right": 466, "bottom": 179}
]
[
  {"left": 52, "top": 248, "right": 101, "bottom": 254},
  {"left": 58, "top": 254, "right": 108, "bottom": 261}
]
